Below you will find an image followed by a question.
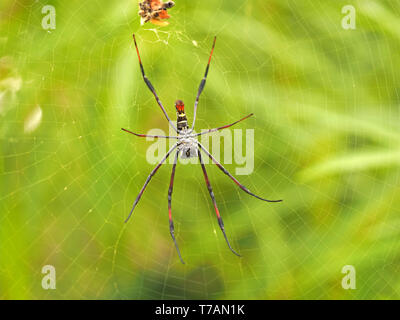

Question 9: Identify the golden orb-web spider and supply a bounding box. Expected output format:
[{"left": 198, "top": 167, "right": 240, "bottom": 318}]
[{"left": 122, "top": 34, "right": 282, "bottom": 264}]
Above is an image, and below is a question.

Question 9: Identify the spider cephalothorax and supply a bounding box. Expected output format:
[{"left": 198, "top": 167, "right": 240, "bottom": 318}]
[{"left": 122, "top": 34, "right": 282, "bottom": 264}]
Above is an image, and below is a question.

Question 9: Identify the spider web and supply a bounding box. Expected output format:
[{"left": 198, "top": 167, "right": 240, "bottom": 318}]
[{"left": 1, "top": 0, "right": 400, "bottom": 299}]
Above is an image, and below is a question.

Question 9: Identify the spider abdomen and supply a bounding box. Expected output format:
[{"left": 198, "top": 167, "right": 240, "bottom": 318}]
[
  {"left": 178, "top": 137, "right": 198, "bottom": 159},
  {"left": 180, "top": 146, "right": 198, "bottom": 159}
]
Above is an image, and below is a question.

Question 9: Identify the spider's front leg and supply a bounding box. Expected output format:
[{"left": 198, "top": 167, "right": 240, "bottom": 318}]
[
  {"left": 132, "top": 34, "right": 178, "bottom": 132},
  {"left": 191, "top": 36, "right": 217, "bottom": 131}
]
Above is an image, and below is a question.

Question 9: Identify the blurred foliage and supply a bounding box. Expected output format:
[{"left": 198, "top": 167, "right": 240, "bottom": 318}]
[{"left": 1, "top": 0, "right": 400, "bottom": 299}]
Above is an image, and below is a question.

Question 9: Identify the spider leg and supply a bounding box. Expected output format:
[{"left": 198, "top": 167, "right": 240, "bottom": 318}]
[
  {"left": 132, "top": 34, "right": 178, "bottom": 132},
  {"left": 122, "top": 128, "right": 179, "bottom": 139},
  {"left": 125, "top": 143, "right": 179, "bottom": 223},
  {"left": 190, "top": 113, "right": 253, "bottom": 138},
  {"left": 168, "top": 151, "right": 185, "bottom": 264},
  {"left": 198, "top": 150, "right": 241, "bottom": 257},
  {"left": 191, "top": 36, "right": 217, "bottom": 131},
  {"left": 197, "top": 142, "right": 282, "bottom": 203}
]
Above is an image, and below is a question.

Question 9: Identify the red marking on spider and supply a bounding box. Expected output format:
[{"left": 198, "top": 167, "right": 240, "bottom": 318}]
[{"left": 175, "top": 100, "right": 185, "bottom": 113}]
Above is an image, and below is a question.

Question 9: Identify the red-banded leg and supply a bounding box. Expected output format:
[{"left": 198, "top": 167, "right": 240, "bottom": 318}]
[
  {"left": 198, "top": 150, "right": 241, "bottom": 257},
  {"left": 197, "top": 142, "right": 282, "bottom": 203},
  {"left": 191, "top": 36, "right": 217, "bottom": 131},
  {"left": 122, "top": 128, "right": 179, "bottom": 139},
  {"left": 168, "top": 151, "right": 185, "bottom": 264},
  {"left": 132, "top": 34, "right": 178, "bottom": 132},
  {"left": 125, "top": 144, "right": 179, "bottom": 223},
  {"left": 190, "top": 113, "right": 254, "bottom": 138}
]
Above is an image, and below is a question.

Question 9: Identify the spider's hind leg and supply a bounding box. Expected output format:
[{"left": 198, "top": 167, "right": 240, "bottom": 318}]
[
  {"left": 125, "top": 144, "right": 178, "bottom": 223},
  {"left": 197, "top": 142, "right": 282, "bottom": 203},
  {"left": 168, "top": 150, "right": 185, "bottom": 264},
  {"left": 198, "top": 150, "right": 241, "bottom": 257}
]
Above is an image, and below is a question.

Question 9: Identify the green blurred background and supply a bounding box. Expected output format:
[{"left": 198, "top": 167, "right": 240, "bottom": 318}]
[{"left": 1, "top": 0, "right": 400, "bottom": 299}]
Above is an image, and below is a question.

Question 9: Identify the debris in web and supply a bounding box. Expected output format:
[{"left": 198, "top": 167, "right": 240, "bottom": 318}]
[{"left": 138, "top": 0, "right": 175, "bottom": 27}]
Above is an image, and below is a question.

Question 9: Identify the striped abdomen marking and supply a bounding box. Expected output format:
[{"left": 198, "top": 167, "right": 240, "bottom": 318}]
[{"left": 177, "top": 113, "right": 188, "bottom": 132}]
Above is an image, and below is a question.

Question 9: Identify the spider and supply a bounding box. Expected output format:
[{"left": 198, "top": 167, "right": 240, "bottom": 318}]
[{"left": 122, "top": 34, "right": 282, "bottom": 264}]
